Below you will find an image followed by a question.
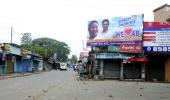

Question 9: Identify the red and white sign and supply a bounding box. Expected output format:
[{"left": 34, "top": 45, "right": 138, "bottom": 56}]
[
  {"left": 120, "top": 44, "right": 142, "bottom": 53},
  {"left": 144, "top": 22, "right": 170, "bottom": 28},
  {"left": 143, "top": 31, "right": 170, "bottom": 46},
  {"left": 144, "top": 22, "right": 170, "bottom": 47},
  {"left": 127, "top": 57, "right": 149, "bottom": 62}
]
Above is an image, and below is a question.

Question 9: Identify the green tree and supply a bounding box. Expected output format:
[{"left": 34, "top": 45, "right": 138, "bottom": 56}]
[
  {"left": 20, "top": 32, "right": 32, "bottom": 51},
  {"left": 33, "top": 38, "right": 70, "bottom": 62},
  {"left": 20, "top": 35, "right": 71, "bottom": 62},
  {"left": 70, "top": 55, "right": 78, "bottom": 64}
]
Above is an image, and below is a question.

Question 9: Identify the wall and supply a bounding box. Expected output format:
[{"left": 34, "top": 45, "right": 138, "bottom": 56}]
[
  {"left": 22, "top": 59, "right": 31, "bottom": 72},
  {"left": 154, "top": 6, "right": 170, "bottom": 21},
  {"left": 153, "top": 5, "right": 170, "bottom": 81},
  {"left": 14, "top": 56, "right": 22, "bottom": 73},
  {"left": 6, "top": 56, "right": 14, "bottom": 73}
]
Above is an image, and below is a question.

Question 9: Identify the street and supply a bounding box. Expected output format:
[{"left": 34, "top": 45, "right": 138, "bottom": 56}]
[{"left": 0, "top": 69, "right": 170, "bottom": 100}]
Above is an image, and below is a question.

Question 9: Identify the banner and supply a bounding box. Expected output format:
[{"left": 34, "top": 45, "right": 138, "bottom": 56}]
[
  {"left": 144, "top": 22, "right": 170, "bottom": 52},
  {"left": 87, "top": 14, "right": 144, "bottom": 53}
]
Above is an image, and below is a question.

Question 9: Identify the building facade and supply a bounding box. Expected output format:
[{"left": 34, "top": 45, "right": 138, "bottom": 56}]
[
  {"left": 87, "top": 4, "right": 170, "bottom": 82},
  {"left": 152, "top": 4, "right": 170, "bottom": 82},
  {"left": 153, "top": 4, "right": 170, "bottom": 22},
  {"left": 0, "top": 43, "right": 43, "bottom": 74}
]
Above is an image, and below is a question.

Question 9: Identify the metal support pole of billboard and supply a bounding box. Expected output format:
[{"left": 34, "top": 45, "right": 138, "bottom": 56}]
[{"left": 141, "top": 15, "right": 146, "bottom": 81}]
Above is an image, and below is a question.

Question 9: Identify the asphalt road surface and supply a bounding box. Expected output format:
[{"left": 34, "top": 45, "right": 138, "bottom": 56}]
[{"left": 0, "top": 68, "right": 170, "bottom": 100}]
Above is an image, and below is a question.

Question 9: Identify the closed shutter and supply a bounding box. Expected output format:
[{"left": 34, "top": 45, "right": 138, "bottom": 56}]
[
  {"left": 124, "top": 63, "right": 141, "bottom": 79},
  {"left": 103, "top": 59, "right": 120, "bottom": 79}
]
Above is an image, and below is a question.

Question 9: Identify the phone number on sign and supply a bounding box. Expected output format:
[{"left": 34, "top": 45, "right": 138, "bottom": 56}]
[{"left": 145, "top": 46, "right": 170, "bottom": 52}]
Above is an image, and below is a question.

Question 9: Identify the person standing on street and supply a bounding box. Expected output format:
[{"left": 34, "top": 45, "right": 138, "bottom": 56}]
[{"left": 77, "top": 60, "right": 83, "bottom": 81}]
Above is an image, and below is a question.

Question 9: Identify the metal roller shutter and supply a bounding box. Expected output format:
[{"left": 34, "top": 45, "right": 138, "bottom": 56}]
[
  {"left": 103, "top": 59, "right": 121, "bottom": 79},
  {"left": 123, "top": 63, "right": 141, "bottom": 79}
]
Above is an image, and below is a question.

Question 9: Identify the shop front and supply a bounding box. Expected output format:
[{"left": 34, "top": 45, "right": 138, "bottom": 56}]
[
  {"left": 144, "top": 22, "right": 170, "bottom": 82},
  {"left": 103, "top": 59, "right": 121, "bottom": 79},
  {"left": 123, "top": 63, "right": 141, "bottom": 79},
  {"left": 124, "top": 57, "right": 148, "bottom": 80},
  {"left": 145, "top": 54, "right": 166, "bottom": 81},
  {"left": 96, "top": 53, "right": 136, "bottom": 79}
]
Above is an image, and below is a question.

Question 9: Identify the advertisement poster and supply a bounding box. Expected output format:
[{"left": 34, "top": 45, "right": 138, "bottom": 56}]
[
  {"left": 144, "top": 22, "right": 170, "bottom": 52},
  {"left": 87, "top": 14, "right": 144, "bottom": 53}
]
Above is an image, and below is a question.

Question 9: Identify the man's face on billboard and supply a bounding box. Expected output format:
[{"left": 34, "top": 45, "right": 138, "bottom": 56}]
[
  {"left": 102, "top": 21, "right": 109, "bottom": 32},
  {"left": 89, "top": 22, "right": 98, "bottom": 35}
]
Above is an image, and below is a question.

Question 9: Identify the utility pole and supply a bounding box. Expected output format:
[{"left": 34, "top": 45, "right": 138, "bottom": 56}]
[
  {"left": 11, "top": 27, "right": 13, "bottom": 43},
  {"left": 44, "top": 45, "right": 48, "bottom": 59},
  {"left": 43, "top": 44, "right": 48, "bottom": 71}
]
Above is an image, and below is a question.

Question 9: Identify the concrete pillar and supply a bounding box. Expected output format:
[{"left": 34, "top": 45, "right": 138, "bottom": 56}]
[
  {"left": 88, "top": 62, "right": 92, "bottom": 78},
  {"left": 120, "top": 60, "right": 124, "bottom": 80},
  {"left": 93, "top": 59, "right": 98, "bottom": 75},
  {"left": 141, "top": 63, "right": 146, "bottom": 80},
  {"left": 99, "top": 59, "right": 104, "bottom": 76}
]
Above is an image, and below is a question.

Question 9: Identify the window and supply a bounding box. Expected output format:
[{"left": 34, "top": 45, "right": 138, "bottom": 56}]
[{"left": 166, "top": 18, "right": 170, "bottom": 22}]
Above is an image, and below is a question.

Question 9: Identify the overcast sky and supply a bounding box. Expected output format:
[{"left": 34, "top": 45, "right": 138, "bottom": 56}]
[{"left": 0, "top": 0, "right": 169, "bottom": 57}]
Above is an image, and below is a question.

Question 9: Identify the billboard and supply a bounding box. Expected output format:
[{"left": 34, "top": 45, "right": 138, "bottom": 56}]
[
  {"left": 87, "top": 14, "right": 144, "bottom": 53},
  {"left": 144, "top": 22, "right": 170, "bottom": 52}
]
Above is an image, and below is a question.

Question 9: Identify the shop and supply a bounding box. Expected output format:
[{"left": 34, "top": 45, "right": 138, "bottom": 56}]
[
  {"left": 144, "top": 22, "right": 170, "bottom": 82},
  {"left": 0, "top": 43, "right": 21, "bottom": 73},
  {"left": 123, "top": 63, "right": 141, "bottom": 79},
  {"left": 22, "top": 51, "right": 32, "bottom": 72},
  {"left": 103, "top": 59, "right": 121, "bottom": 79},
  {"left": 14, "top": 56, "right": 22, "bottom": 73},
  {"left": 0, "top": 53, "right": 6, "bottom": 74},
  {"left": 145, "top": 54, "right": 166, "bottom": 81},
  {"left": 32, "top": 54, "right": 43, "bottom": 72},
  {"left": 96, "top": 53, "right": 136, "bottom": 79},
  {"left": 124, "top": 57, "right": 148, "bottom": 80}
]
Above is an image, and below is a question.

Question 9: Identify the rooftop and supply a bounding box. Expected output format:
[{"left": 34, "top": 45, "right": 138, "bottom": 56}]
[{"left": 153, "top": 4, "right": 170, "bottom": 12}]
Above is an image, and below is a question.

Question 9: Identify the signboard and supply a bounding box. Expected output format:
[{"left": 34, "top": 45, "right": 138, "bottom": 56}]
[
  {"left": 120, "top": 44, "right": 142, "bottom": 53},
  {"left": 127, "top": 57, "right": 149, "bottom": 62},
  {"left": 96, "top": 53, "right": 134, "bottom": 59},
  {"left": 87, "top": 14, "right": 144, "bottom": 53},
  {"left": 144, "top": 22, "right": 170, "bottom": 28},
  {"left": 10, "top": 45, "right": 21, "bottom": 55},
  {"left": 144, "top": 22, "right": 170, "bottom": 52},
  {"left": 108, "top": 46, "right": 120, "bottom": 52}
]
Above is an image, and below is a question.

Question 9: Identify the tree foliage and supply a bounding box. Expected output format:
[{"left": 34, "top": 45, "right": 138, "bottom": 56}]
[
  {"left": 20, "top": 32, "right": 32, "bottom": 51},
  {"left": 70, "top": 55, "right": 78, "bottom": 64},
  {"left": 32, "top": 38, "right": 70, "bottom": 62},
  {"left": 20, "top": 33, "right": 71, "bottom": 62}
]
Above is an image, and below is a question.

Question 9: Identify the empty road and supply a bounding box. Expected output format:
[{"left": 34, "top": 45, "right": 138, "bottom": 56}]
[{"left": 0, "top": 68, "right": 170, "bottom": 100}]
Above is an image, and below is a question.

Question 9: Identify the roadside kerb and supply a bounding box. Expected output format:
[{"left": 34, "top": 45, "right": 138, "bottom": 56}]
[{"left": 0, "top": 72, "right": 43, "bottom": 80}]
